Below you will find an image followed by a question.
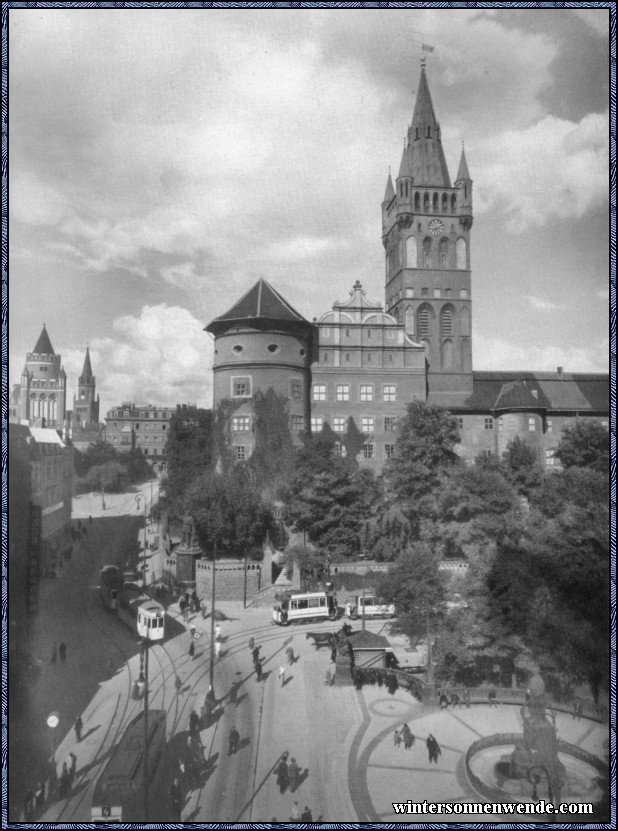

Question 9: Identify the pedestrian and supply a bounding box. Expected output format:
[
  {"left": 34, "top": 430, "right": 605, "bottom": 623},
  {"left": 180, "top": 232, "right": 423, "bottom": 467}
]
[
  {"left": 184, "top": 591, "right": 190, "bottom": 607},
  {"left": 215, "top": 640, "right": 222, "bottom": 661},
  {"left": 439, "top": 692, "right": 449, "bottom": 710},
  {"left": 74, "top": 715, "right": 83, "bottom": 742},
  {"left": 228, "top": 725, "right": 240, "bottom": 755},
  {"left": 426, "top": 734, "right": 441, "bottom": 764},
  {"left": 189, "top": 623, "right": 197, "bottom": 639},
  {"left": 301, "top": 806, "right": 313, "bottom": 822},
  {"left": 252, "top": 646, "right": 261, "bottom": 666},
  {"left": 324, "top": 669, "right": 333, "bottom": 686},
  {"left": 330, "top": 644, "right": 337, "bottom": 663},
  {"left": 201, "top": 602, "right": 207, "bottom": 620},
  {"left": 290, "top": 800, "right": 301, "bottom": 821},
  {"left": 279, "top": 664, "right": 286, "bottom": 686},
  {"left": 275, "top": 755, "right": 289, "bottom": 793},
  {"left": 59, "top": 642, "right": 67, "bottom": 662},
  {"left": 59, "top": 762, "right": 71, "bottom": 797},
  {"left": 393, "top": 729, "right": 401, "bottom": 748},
  {"left": 182, "top": 605, "right": 189, "bottom": 623},
  {"left": 248, "top": 636, "right": 255, "bottom": 652},
  {"left": 288, "top": 757, "right": 300, "bottom": 791},
  {"left": 464, "top": 687, "right": 471, "bottom": 709},
  {"left": 175, "top": 675, "right": 182, "bottom": 695},
  {"left": 286, "top": 646, "right": 295, "bottom": 665},
  {"left": 51, "top": 642, "right": 58, "bottom": 663},
  {"left": 255, "top": 660, "right": 263, "bottom": 682},
  {"left": 68, "top": 752, "right": 77, "bottom": 782},
  {"left": 189, "top": 640, "right": 195, "bottom": 659},
  {"left": 215, "top": 623, "right": 222, "bottom": 641},
  {"left": 401, "top": 723, "right": 414, "bottom": 750},
  {"left": 34, "top": 781, "right": 46, "bottom": 809},
  {"left": 170, "top": 777, "right": 182, "bottom": 821}
]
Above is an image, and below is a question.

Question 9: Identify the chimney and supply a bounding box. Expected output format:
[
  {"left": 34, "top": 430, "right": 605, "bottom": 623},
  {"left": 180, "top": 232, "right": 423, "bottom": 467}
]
[{"left": 557, "top": 366, "right": 563, "bottom": 378}]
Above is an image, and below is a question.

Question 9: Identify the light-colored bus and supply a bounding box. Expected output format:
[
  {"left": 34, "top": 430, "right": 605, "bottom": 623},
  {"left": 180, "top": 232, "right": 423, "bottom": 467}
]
[
  {"left": 345, "top": 593, "right": 395, "bottom": 620},
  {"left": 272, "top": 591, "right": 338, "bottom": 625}
]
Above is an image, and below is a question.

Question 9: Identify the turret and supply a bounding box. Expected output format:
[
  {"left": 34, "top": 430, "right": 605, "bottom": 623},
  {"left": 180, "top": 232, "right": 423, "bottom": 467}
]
[{"left": 455, "top": 144, "right": 473, "bottom": 227}]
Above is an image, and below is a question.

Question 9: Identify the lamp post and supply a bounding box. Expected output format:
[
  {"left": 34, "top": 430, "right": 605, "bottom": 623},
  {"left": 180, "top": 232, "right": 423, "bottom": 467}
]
[
  {"left": 358, "top": 566, "right": 369, "bottom": 631},
  {"left": 209, "top": 539, "right": 217, "bottom": 688},
  {"left": 132, "top": 634, "right": 150, "bottom": 820},
  {"left": 46, "top": 711, "right": 60, "bottom": 783}
]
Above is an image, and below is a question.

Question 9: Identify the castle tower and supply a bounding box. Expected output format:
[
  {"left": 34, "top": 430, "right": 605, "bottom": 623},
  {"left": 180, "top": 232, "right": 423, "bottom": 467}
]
[
  {"left": 205, "top": 279, "right": 314, "bottom": 462},
  {"left": 73, "top": 346, "right": 100, "bottom": 427},
  {"left": 382, "top": 60, "right": 473, "bottom": 406},
  {"left": 13, "top": 325, "right": 67, "bottom": 428}
]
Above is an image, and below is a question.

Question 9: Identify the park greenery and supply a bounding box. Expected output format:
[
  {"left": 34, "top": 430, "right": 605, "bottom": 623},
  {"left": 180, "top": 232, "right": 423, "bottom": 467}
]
[
  {"left": 159, "top": 392, "right": 609, "bottom": 697},
  {"left": 74, "top": 440, "right": 153, "bottom": 494}
]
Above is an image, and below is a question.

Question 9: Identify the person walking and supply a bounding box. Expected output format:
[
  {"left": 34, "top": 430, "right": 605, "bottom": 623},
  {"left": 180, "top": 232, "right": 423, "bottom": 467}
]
[
  {"left": 286, "top": 646, "right": 295, "bottom": 665},
  {"left": 288, "top": 757, "right": 300, "bottom": 792},
  {"left": 393, "top": 728, "right": 401, "bottom": 748},
  {"left": 201, "top": 601, "right": 207, "bottom": 620},
  {"left": 51, "top": 642, "right": 58, "bottom": 663},
  {"left": 58, "top": 763, "right": 71, "bottom": 798},
  {"left": 189, "top": 640, "right": 195, "bottom": 659},
  {"left": 401, "top": 723, "right": 414, "bottom": 750},
  {"left": 464, "top": 687, "right": 471, "bottom": 709},
  {"left": 228, "top": 726, "right": 240, "bottom": 755},
  {"left": 74, "top": 715, "right": 83, "bottom": 742},
  {"left": 215, "top": 639, "right": 222, "bottom": 661},
  {"left": 34, "top": 781, "right": 46, "bottom": 810},
  {"left": 215, "top": 622, "right": 222, "bottom": 641},
  {"left": 59, "top": 642, "right": 67, "bottom": 662},
  {"left": 175, "top": 675, "right": 182, "bottom": 695},
  {"left": 248, "top": 636, "right": 255, "bottom": 652},
  {"left": 170, "top": 778, "right": 182, "bottom": 820},
  {"left": 488, "top": 686, "right": 498, "bottom": 707},
  {"left": 275, "top": 755, "right": 289, "bottom": 793},
  {"left": 68, "top": 752, "right": 77, "bottom": 782},
  {"left": 426, "top": 734, "right": 441, "bottom": 764},
  {"left": 255, "top": 660, "right": 263, "bottom": 682},
  {"left": 573, "top": 699, "right": 583, "bottom": 720},
  {"left": 301, "top": 806, "right": 313, "bottom": 822},
  {"left": 252, "top": 646, "right": 261, "bottom": 667},
  {"left": 290, "top": 800, "right": 301, "bottom": 821},
  {"left": 279, "top": 664, "right": 286, "bottom": 686}
]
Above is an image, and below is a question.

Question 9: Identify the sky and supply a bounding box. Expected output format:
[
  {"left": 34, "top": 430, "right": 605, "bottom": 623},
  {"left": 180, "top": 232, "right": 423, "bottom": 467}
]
[{"left": 8, "top": 6, "right": 611, "bottom": 412}]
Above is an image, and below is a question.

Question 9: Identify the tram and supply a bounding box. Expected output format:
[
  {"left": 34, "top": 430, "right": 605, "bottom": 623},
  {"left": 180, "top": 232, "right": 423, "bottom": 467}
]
[
  {"left": 345, "top": 593, "right": 396, "bottom": 620},
  {"left": 99, "top": 565, "right": 123, "bottom": 611},
  {"left": 91, "top": 710, "right": 167, "bottom": 822},
  {"left": 272, "top": 590, "right": 339, "bottom": 625},
  {"left": 100, "top": 566, "right": 165, "bottom": 637},
  {"left": 137, "top": 599, "right": 165, "bottom": 641}
]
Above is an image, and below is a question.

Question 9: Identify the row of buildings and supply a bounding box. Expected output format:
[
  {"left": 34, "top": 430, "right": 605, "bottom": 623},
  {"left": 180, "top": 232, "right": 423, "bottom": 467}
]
[{"left": 205, "top": 62, "right": 608, "bottom": 471}]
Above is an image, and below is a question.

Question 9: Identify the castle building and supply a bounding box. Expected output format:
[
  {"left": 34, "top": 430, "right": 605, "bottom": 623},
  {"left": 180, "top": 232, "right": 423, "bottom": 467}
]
[
  {"left": 207, "top": 61, "right": 608, "bottom": 473},
  {"left": 9, "top": 325, "right": 67, "bottom": 429}
]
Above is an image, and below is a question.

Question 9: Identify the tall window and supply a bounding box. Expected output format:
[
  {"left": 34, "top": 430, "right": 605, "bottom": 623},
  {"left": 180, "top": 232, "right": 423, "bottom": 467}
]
[
  {"left": 384, "top": 444, "right": 396, "bottom": 460},
  {"left": 441, "top": 307, "right": 453, "bottom": 335},
  {"left": 418, "top": 307, "right": 430, "bottom": 337},
  {"left": 334, "top": 442, "right": 347, "bottom": 457},
  {"left": 528, "top": 417, "right": 536, "bottom": 432},
  {"left": 336, "top": 385, "right": 350, "bottom": 402},
  {"left": 484, "top": 418, "right": 493, "bottom": 430},
  {"left": 232, "top": 377, "right": 251, "bottom": 397},
  {"left": 456, "top": 238, "right": 467, "bottom": 269},
  {"left": 442, "top": 339, "right": 454, "bottom": 370},
  {"left": 235, "top": 446, "right": 246, "bottom": 461},
  {"left": 439, "top": 238, "right": 449, "bottom": 267},
  {"left": 360, "top": 385, "right": 373, "bottom": 402},
  {"left": 362, "top": 443, "right": 375, "bottom": 460},
  {"left": 460, "top": 307, "right": 470, "bottom": 335},
  {"left": 423, "top": 237, "right": 432, "bottom": 267},
  {"left": 290, "top": 415, "right": 304, "bottom": 431},
  {"left": 414, "top": 192, "right": 420, "bottom": 211},
  {"left": 384, "top": 416, "right": 397, "bottom": 432},
  {"left": 290, "top": 380, "right": 302, "bottom": 399},
  {"left": 313, "top": 384, "right": 326, "bottom": 402},
  {"left": 361, "top": 417, "right": 374, "bottom": 433},
  {"left": 333, "top": 417, "right": 346, "bottom": 433},
  {"left": 383, "top": 385, "right": 396, "bottom": 402},
  {"left": 405, "top": 236, "right": 417, "bottom": 268},
  {"left": 546, "top": 419, "right": 553, "bottom": 433},
  {"left": 311, "top": 417, "right": 323, "bottom": 433}
]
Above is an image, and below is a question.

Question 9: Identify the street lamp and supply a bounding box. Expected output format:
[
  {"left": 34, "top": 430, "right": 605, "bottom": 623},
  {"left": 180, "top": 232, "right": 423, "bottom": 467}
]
[
  {"left": 209, "top": 539, "right": 217, "bottom": 688},
  {"left": 132, "top": 627, "right": 152, "bottom": 820},
  {"left": 46, "top": 711, "right": 60, "bottom": 777}
]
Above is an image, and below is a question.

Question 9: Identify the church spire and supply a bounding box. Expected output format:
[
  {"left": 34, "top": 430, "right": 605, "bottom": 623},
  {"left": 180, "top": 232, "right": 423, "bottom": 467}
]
[
  {"left": 81, "top": 346, "right": 93, "bottom": 378},
  {"left": 382, "top": 170, "right": 395, "bottom": 203},
  {"left": 32, "top": 324, "right": 55, "bottom": 356},
  {"left": 406, "top": 62, "right": 451, "bottom": 187},
  {"left": 456, "top": 143, "right": 471, "bottom": 182}
]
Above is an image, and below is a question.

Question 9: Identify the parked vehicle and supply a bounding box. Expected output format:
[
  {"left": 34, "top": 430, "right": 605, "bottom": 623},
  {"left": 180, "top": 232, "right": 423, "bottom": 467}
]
[
  {"left": 272, "top": 591, "right": 339, "bottom": 625},
  {"left": 345, "top": 593, "right": 395, "bottom": 620}
]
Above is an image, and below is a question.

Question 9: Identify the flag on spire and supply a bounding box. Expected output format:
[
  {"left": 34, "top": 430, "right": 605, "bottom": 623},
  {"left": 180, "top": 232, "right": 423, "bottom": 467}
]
[{"left": 422, "top": 43, "right": 434, "bottom": 54}]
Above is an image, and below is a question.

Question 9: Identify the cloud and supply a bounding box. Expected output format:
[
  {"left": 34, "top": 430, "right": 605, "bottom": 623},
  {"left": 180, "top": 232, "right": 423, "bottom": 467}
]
[
  {"left": 571, "top": 9, "right": 608, "bottom": 36},
  {"left": 62, "top": 305, "right": 213, "bottom": 409},
  {"left": 525, "top": 295, "right": 563, "bottom": 311},
  {"left": 474, "top": 332, "right": 609, "bottom": 374}
]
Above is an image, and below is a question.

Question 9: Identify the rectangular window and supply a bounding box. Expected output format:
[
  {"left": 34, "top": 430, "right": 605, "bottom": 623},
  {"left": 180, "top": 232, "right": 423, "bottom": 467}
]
[
  {"left": 345, "top": 353, "right": 350, "bottom": 362},
  {"left": 421, "top": 287, "right": 429, "bottom": 297},
  {"left": 360, "top": 385, "right": 373, "bottom": 402},
  {"left": 457, "top": 417, "right": 464, "bottom": 430},
  {"left": 528, "top": 417, "right": 536, "bottom": 432},
  {"left": 311, "top": 417, "right": 323, "bottom": 433},
  {"left": 362, "top": 443, "right": 375, "bottom": 460},
  {"left": 334, "top": 442, "right": 347, "bottom": 457},
  {"left": 384, "top": 416, "right": 396, "bottom": 432},
  {"left": 235, "top": 445, "right": 246, "bottom": 461},
  {"left": 405, "top": 288, "right": 414, "bottom": 298},
  {"left": 546, "top": 419, "right": 553, "bottom": 433},
  {"left": 484, "top": 418, "right": 493, "bottom": 430},
  {"left": 290, "top": 380, "right": 302, "bottom": 399},
  {"left": 361, "top": 417, "right": 374, "bottom": 434},
  {"left": 545, "top": 449, "right": 556, "bottom": 467},
  {"left": 433, "top": 289, "right": 441, "bottom": 298},
  {"left": 336, "top": 385, "right": 350, "bottom": 402},
  {"left": 497, "top": 418, "right": 503, "bottom": 432},
  {"left": 232, "top": 415, "right": 251, "bottom": 432},
  {"left": 383, "top": 385, "right": 396, "bottom": 402},
  {"left": 135, "top": 423, "right": 140, "bottom": 430},
  {"left": 384, "top": 443, "right": 395, "bottom": 460},
  {"left": 333, "top": 417, "right": 346, "bottom": 433},
  {"left": 290, "top": 415, "right": 304, "bottom": 431},
  {"left": 232, "top": 376, "right": 251, "bottom": 397},
  {"left": 322, "top": 353, "right": 328, "bottom": 362},
  {"left": 313, "top": 384, "right": 326, "bottom": 402}
]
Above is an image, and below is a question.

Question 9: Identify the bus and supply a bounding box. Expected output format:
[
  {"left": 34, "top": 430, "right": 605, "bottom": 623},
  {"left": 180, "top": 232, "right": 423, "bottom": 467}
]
[
  {"left": 345, "top": 593, "right": 395, "bottom": 620},
  {"left": 91, "top": 710, "right": 166, "bottom": 822},
  {"left": 272, "top": 591, "right": 339, "bottom": 625}
]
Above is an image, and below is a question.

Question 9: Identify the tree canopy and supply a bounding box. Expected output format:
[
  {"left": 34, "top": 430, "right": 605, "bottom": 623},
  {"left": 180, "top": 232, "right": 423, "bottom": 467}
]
[{"left": 553, "top": 420, "right": 609, "bottom": 473}]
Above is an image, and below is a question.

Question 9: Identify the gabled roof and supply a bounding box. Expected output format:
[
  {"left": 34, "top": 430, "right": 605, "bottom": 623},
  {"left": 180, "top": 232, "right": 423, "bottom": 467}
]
[
  {"left": 32, "top": 325, "right": 55, "bottom": 356},
  {"left": 206, "top": 279, "right": 310, "bottom": 336},
  {"left": 348, "top": 630, "right": 390, "bottom": 649},
  {"left": 333, "top": 280, "right": 382, "bottom": 312}
]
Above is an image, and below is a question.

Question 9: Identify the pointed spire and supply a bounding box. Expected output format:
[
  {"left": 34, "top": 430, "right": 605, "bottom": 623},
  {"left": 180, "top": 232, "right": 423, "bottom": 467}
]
[
  {"left": 406, "top": 62, "right": 451, "bottom": 187},
  {"left": 80, "top": 346, "right": 93, "bottom": 379},
  {"left": 456, "top": 143, "right": 471, "bottom": 181},
  {"left": 383, "top": 171, "right": 395, "bottom": 203},
  {"left": 397, "top": 144, "right": 414, "bottom": 179},
  {"left": 32, "top": 324, "right": 55, "bottom": 355}
]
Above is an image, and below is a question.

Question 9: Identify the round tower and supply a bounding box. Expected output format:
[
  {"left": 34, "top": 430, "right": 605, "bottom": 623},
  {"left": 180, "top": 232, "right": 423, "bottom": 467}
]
[{"left": 205, "top": 279, "right": 313, "bottom": 462}]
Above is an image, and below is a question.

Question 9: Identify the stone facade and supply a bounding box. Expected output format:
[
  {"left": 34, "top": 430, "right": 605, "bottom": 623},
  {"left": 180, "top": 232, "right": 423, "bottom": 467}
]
[{"left": 196, "top": 559, "right": 262, "bottom": 602}]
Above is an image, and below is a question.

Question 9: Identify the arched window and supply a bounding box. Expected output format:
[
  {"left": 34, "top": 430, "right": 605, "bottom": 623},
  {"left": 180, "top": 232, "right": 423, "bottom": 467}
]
[
  {"left": 444, "top": 288, "right": 452, "bottom": 298},
  {"left": 432, "top": 192, "right": 439, "bottom": 212},
  {"left": 418, "top": 305, "right": 432, "bottom": 337},
  {"left": 441, "top": 306, "right": 454, "bottom": 336},
  {"left": 451, "top": 194, "right": 457, "bottom": 214},
  {"left": 405, "top": 305, "right": 415, "bottom": 333},
  {"left": 461, "top": 337, "right": 472, "bottom": 372},
  {"left": 50, "top": 400, "right": 57, "bottom": 421},
  {"left": 439, "top": 238, "right": 449, "bottom": 268},
  {"left": 415, "top": 128, "right": 419, "bottom": 140},
  {"left": 426, "top": 126, "right": 431, "bottom": 138},
  {"left": 414, "top": 192, "right": 420, "bottom": 211},
  {"left": 405, "top": 181, "right": 409, "bottom": 198},
  {"left": 405, "top": 236, "right": 417, "bottom": 268},
  {"left": 460, "top": 307, "right": 471, "bottom": 335},
  {"left": 32, "top": 396, "right": 39, "bottom": 418},
  {"left": 422, "top": 237, "right": 432, "bottom": 268},
  {"left": 442, "top": 193, "right": 448, "bottom": 212},
  {"left": 456, "top": 238, "right": 467, "bottom": 269},
  {"left": 464, "top": 184, "right": 468, "bottom": 201},
  {"left": 442, "top": 339, "right": 455, "bottom": 370},
  {"left": 423, "top": 192, "right": 430, "bottom": 212}
]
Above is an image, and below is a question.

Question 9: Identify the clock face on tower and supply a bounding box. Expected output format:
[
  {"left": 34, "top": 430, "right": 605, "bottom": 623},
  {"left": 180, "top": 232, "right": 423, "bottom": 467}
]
[{"left": 429, "top": 219, "right": 444, "bottom": 236}]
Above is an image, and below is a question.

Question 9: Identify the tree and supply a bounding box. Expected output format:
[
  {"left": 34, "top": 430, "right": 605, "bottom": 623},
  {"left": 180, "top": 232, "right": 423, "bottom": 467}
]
[
  {"left": 502, "top": 436, "right": 543, "bottom": 496},
  {"left": 74, "top": 439, "right": 119, "bottom": 477},
  {"left": 163, "top": 407, "right": 213, "bottom": 507},
  {"left": 124, "top": 448, "right": 153, "bottom": 484},
  {"left": 377, "top": 543, "right": 447, "bottom": 641},
  {"left": 250, "top": 389, "right": 296, "bottom": 493},
  {"left": 85, "top": 461, "right": 126, "bottom": 508},
  {"left": 553, "top": 420, "right": 609, "bottom": 473}
]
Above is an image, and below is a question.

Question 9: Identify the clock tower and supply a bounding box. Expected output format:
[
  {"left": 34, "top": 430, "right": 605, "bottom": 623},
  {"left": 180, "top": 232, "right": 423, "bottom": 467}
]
[{"left": 381, "top": 60, "right": 473, "bottom": 405}]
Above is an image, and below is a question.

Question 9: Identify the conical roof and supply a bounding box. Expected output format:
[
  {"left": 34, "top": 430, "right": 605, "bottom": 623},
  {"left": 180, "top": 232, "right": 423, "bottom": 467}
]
[
  {"left": 80, "top": 347, "right": 93, "bottom": 378},
  {"left": 206, "top": 279, "right": 310, "bottom": 336},
  {"left": 456, "top": 146, "right": 471, "bottom": 181},
  {"left": 383, "top": 172, "right": 395, "bottom": 203},
  {"left": 406, "top": 65, "right": 451, "bottom": 187},
  {"left": 32, "top": 325, "right": 55, "bottom": 355},
  {"left": 397, "top": 145, "right": 414, "bottom": 179}
]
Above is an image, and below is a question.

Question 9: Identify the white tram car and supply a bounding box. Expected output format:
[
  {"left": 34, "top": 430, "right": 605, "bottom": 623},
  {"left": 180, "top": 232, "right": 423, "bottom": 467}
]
[
  {"left": 272, "top": 590, "right": 338, "bottom": 625},
  {"left": 345, "top": 593, "right": 396, "bottom": 620},
  {"left": 137, "top": 599, "right": 165, "bottom": 641}
]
